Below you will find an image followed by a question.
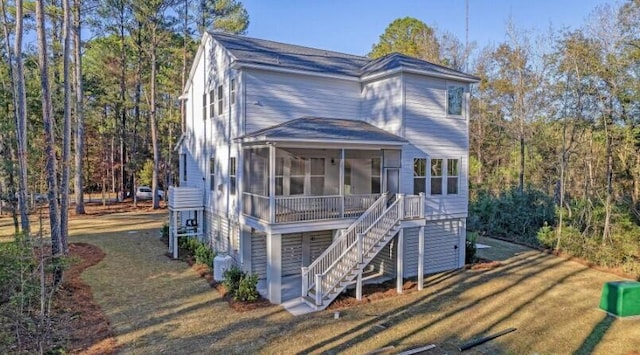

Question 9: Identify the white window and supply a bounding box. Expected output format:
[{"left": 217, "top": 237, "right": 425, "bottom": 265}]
[
  {"left": 447, "top": 159, "right": 459, "bottom": 194},
  {"left": 230, "top": 79, "right": 236, "bottom": 105},
  {"left": 229, "top": 157, "right": 236, "bottom": 195},
  {"left": 310, "top": 158, "right": 325, "bottom": 195},
  {"left": 413, "top": 158, "right": 426, "bottom": 194},
  {"left": 217, "top": 85, "right": 224, "bottom": 115},
  {"left": 202, "top": 93, "right": 207, "bottom": 120},
  {"left": 209, "top": 89, "right": 215, "bottom": 118},
  {"left": 430, "top": 159, "right": 443, "bottom": 195},
  {"left": 371, "top": 158, "right": 381, "bottom": 194},
  {"left": 447, "top": 86, "right": 464, "bottom": 116}
]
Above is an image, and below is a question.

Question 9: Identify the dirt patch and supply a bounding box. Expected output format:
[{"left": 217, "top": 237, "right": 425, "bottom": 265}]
[
  {"left": 54, "top": 243, "right": 118, "bottom": 354},
  {"left": 328, "top": 279, "right": 420, "bottom": 310}
]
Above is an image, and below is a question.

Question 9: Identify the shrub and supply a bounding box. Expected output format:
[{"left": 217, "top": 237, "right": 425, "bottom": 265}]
[
  {"left": 223, "top": 266, "right": 245, "bottom": 293},
  {"left": 235, "top": 273, "right": 259, "bottom": 302},
  {"left": 465, "top": 232, "right": 478, "bottom": 264},
  {"left": 469, "top": 187, "right": 556, "bottom": 247},
  {"left": 194, "top": 244, "right": 215, "bottom": 266},
  {"left": 161, "top": 223, "right": 169, "bottom": 239}
]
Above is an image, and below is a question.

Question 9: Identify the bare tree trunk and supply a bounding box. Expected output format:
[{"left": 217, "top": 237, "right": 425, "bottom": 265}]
[
  {"left": 603, "top": 129, "right": 613, "bottom": 245},
  {"left": 150, "top": 24, "right": 160, "bottom": 210},
  {"left": 3, "top": 0, "right": 31, "bottom": 235},
  {"left": 181, "top": 0, "right": 188, "bottom": 134},
  {"left": 118, "top": 3, "right": 127, "bottom": 202},
  {"left": 73, "top": 0, "right": 85, "bottom": 215},
  {"left": 60, "top": 0, "right": 72, "bottom": 254},
  {"left": 36, "top": 0, "right": 62, "bottom": 268}
]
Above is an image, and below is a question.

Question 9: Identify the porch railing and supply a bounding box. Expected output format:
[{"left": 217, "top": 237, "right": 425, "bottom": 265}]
[{"left": 242, "top": 192, "right": 380, "bottom": 223}]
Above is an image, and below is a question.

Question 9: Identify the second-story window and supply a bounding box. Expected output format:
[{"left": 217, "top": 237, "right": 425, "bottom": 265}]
[
  {"left": 430, "top": 159, "right": 443, "bottom": 195},
  {"left": 230, "top": 79, "right": 236, "bottom": 105},
  {"left": 202, "top": 93, "right": 207, "bottom": 120},
  {"left": 413, "top": 158, "right": 426, "bottom": 194},
  {"left": 209, "top": 89, "right": 215, "bottom": 118},
  {"left": 217, "top": 85, "right": 224, "bottom": 115},
  {"left": 447, "top": 86, "right": 464, "bottom": 116},
  {"left": 229, "top": 157, "right": 236, "bottom": 195}
]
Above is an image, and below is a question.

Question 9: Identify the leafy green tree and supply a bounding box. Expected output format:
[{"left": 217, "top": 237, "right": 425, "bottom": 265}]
[
  {"left": 195, "top": 0, "right": 249, "bottom": 35},
  {"left": 369, "top": 17, "right": 441, "bottom": 63}
]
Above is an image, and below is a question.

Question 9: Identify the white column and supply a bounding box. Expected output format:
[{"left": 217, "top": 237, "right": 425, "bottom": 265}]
[
  {"left": 418, "top": 225, "right": 425, "bottom": 291},
  {"left": 339, "top": 149, "right": 345, "bottom": 217},
  {"left": 266, "top": 232, "right": 282, "bottom": 304},
  {"left": 396, "top": 228, "right": 404, "bottom": 294},
  {"left": 458, "top": 219, "right": 466, "bottom": 268},
  {"left": 356, "top": 270, "right": 362, "bottom": 300},
  {"left": 269, "top": 144, "right": 276, "bottom": 223}
]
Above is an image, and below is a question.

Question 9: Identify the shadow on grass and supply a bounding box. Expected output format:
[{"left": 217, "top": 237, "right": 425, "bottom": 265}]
[
  {"left": 295, "top": 251, "right": 559, "bottom": 354},
  {"left": 573, "top": 314, "right": 615, "bottom": 355}
]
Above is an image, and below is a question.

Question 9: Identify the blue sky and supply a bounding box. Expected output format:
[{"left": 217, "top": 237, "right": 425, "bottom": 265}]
[{"left": 241, "top": 0, "right": 616, "bottom": 56}]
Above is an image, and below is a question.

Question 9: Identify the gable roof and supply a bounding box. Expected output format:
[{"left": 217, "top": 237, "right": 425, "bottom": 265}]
[
  {"left": 209, "top": 32, "right": 479, "bottom": 83},
  {"left": 236, "top": 117, "right": 408, "bottom": 145}
]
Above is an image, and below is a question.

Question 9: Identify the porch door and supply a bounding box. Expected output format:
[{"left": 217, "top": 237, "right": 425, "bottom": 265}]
[{"left": 384, "top": 168, "right": 400, "bottom": 196}]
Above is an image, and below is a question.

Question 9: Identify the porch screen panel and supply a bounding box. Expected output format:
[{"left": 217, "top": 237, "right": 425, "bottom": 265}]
[
  {"left": 243, "top": 148, "right": 269, "bottom": 195},
  {"left": 310, "top": 158, "right": 325, "bottom": 195}
]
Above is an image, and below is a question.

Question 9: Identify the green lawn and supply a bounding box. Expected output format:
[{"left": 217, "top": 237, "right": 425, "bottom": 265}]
[{"left": 69, "top": 211, "right": 640, "bottom": 354}]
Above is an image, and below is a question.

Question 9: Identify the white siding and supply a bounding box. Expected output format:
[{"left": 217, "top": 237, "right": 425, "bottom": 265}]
[
  {"left": 361, "top": 75, "right": 403, "bottom": 136},
  {"left": 244, "top": 70, "right": 361, "bottom": 133},
  {"left": 401, "top": 73, "right": 470, "bottom": 218},
  {"left": 307, "top": 230, "right": 333, "bottom": 264},
  {"left": 424, "top": 220, "right": 460, "bottom": 274},
  {"left": 368, "top": 236, "right": 397, "bottom": 278},
  {"left": 403, "top": 227, "right": 420, "bottom": 278},
  {"left": 251, "top": 232, "right": 267, "bottom": 279},
  {"left": 281, "top": 233, "right": 303, "bottom": 276}
]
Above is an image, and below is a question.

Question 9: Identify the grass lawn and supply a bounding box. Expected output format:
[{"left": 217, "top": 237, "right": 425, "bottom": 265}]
[{"left": 11, "top": 209, "right": 638, "bottom": 354}]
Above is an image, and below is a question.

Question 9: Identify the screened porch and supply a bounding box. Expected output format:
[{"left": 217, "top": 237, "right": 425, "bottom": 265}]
[{"left": 242, "top": 146, "right": 397, "bottom": 223}]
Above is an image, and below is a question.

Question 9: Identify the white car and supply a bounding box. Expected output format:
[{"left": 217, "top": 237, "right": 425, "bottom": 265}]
[{"left": 135, "top": 186, "right": 164, "bottom": 200}]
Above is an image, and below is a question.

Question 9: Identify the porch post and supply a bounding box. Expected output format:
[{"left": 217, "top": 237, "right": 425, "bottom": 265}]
[
  {"left": 269, "top": 144, "right": 276, "bottom": 223},
  {"left": 266, "top": 232, "right": 282, "bottom": 304},
  {"left": 396, "top": 228, "right": 404, "bottom": 294},
  {"left": 339, "top": 149, "right": 345, "bottom": 217},
  {"left": 356, "top": 270, "right": 362, "bottom": 300},
  {"left": 418, "top": 225, "right": 425, "bottom": 291},
  {"left": 419, "top": 192, "right": 425, "bottom": 218}
]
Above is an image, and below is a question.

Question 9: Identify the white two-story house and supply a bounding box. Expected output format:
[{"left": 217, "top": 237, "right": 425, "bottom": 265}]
[{"left": 171, "top": 31, "right": 478, "bottom": 313}]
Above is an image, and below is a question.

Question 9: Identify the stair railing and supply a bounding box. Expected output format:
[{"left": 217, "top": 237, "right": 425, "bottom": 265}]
[{"left": 301, "top": 193, "right": 388, "bottom": 299}]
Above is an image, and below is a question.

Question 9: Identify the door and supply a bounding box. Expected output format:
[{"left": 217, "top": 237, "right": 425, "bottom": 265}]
[{"left": 384, "top": 168, "right": 400, "bottom": 197}]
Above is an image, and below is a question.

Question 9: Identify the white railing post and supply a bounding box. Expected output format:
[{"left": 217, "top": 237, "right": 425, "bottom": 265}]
[
  {"left": 315, "top": 274, "right": 323, "bottom": 306},
  {"left": 398, "top": 193, "right": 405, "bottom": 220},
  {"left": 419, "top": 192, "right": 425, "bottom": 218},
  {"left": 357, "top": 233, "right": 364, "bottom": 264},
  {"left": 301, "top": 266, "right": 308, "bottom": 297}
]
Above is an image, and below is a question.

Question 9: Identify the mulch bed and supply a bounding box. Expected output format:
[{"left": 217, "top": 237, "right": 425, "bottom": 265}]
[
  {"left": 182, "top": 255, "right": 273, "bottom": 312},
  {"left": 55, "top": 242, "right": 118, "bottom": 354}
]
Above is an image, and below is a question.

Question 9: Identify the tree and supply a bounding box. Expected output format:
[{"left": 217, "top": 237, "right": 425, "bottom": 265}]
[
  {"left": 74, "top": 0, "right": 86, "bottom": 215},
  {"left": 60, "top": 0, "right": 72, "bottom": 253},
  {"left": 369, "top": 17, "right": 441, "bottom": 64},
  {"left": 36, "top": 0, "right": 63, "bottom": 272},
  {"left": 195, "top": 0, "right": 249, "bottom": 35},
  {"left": 1, "top": 0, "right": 30, "bottom": 235}
]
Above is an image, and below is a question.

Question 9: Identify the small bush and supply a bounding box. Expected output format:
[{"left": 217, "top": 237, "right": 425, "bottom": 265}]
[
  {"left": 235, "top": 273, "right": 259, "bottom": 302},
  {"left": 465, "top": 232, "right": 478, "bottom": 264},
  {"left": 161, "top": 223, "right": 169, "bottom": 239},
  {"left": 223, "top": 266, "right": 245, "bottom": 293},
  {"left": 194, "top": 244, "right": 215, "bottom": 266}
]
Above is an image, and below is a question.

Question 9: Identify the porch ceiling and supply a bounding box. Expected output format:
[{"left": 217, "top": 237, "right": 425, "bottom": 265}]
[{"left": 236, "top": 117, "right": 407, "bottom": 146}]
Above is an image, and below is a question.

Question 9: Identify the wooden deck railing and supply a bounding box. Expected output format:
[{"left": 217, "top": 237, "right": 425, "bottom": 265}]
[{"left": 242, "top": 193, "right": 381, "bottom": 223}]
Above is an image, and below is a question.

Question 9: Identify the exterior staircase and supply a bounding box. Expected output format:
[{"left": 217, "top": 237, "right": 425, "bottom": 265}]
[{"left": 300, "top": 193, "right": 420, "bottom": 311}]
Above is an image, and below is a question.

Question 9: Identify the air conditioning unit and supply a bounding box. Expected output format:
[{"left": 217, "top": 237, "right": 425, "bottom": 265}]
[{"left": 213, "top": 254, "right": 233, "bottom": 281}]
